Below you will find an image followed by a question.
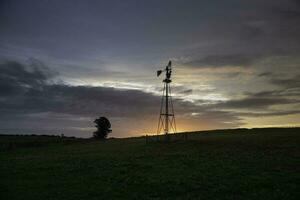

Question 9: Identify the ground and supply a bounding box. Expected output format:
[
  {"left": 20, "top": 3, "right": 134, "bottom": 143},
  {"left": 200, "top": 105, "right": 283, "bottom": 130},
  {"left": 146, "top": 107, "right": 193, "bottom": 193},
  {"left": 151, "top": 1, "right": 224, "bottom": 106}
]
[{"left": 0, "top": 128, "right": 299, "bottom": 200}]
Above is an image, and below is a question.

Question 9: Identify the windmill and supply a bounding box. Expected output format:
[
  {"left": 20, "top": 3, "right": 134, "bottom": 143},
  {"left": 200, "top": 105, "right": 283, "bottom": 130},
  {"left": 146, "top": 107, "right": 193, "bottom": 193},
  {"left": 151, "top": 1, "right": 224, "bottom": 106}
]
[{"left": 157, "top": 60, "right": 177, "bottom": 140}]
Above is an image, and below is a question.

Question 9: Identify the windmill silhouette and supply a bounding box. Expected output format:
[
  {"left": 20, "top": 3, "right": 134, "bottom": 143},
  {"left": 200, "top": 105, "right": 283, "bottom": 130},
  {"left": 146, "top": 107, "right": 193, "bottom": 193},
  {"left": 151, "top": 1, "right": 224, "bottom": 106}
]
[{"left": 157, "top": 61, "right": 177, "bottom": 140}]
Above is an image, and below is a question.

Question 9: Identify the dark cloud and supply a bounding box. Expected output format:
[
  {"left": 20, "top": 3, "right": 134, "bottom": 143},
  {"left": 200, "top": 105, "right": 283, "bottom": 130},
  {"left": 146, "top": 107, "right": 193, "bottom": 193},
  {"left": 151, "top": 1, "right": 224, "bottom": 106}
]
[
  {"left": 180, "top": 89, "right": 193, "bottom": 95},
  {"left": 215, "top": 97, "right": 296, "bottom": 109},
  {"left": 245, "top": 89, "right": 300, "bottom": 99},
  {"left": 271, "top": 75, "right": 300, "bottom": 89},
  {"left": 0, "top": 59, "right": 55, "bottom": 96},
  {"left": 181, "top": 0, "right": 300, "bottom": 70},
  {"left": 202, "top": 89, "right": 300, "bottom": 121},
  {"left": 210, "top": 87, "right": 300, "bottom": 111},
  {"left": 184, "top": 54, "right": 259, "bottom": 68},
  {"left": 0, "top": 59, "right": 299, "bottom": 137},
  {"left": 237, "top": 110, "right": 300, "bottom": 117},
  {"left": 0, "top": 60, "right": 247, "bottom": 136},
  {"left": 0, "top": 66, "right": 160, "bottom": 118},
  {"left": 258, "top": 72, "right": 273, "bottom": 77},
  {"left": 171, "top": 86, "right": 193, "bottom": 95}
]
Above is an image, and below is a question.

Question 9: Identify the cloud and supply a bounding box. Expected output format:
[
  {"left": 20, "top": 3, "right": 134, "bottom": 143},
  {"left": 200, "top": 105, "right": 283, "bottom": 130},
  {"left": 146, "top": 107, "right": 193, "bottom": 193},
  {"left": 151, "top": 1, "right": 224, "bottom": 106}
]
[
  {"left": 184, "top": 54, "right": 259, "bottom": 68},
  {"left": 236, "top": 110, "right": 300, "bottom": 117},
  {"left": 271, "top": 75, "right": 300, "bottom": 89},
  {"left": 0, "top": 60, "right": 159, "bottom": 117},
  {"left": 245, "top": 89, "right": 300, "bottom": 99},
  {"left": 179, "top": 0, "right": 300, "bottom": 72},
  {"left": 214, "top": 97, "right": 296, "bottom": 109},
  {"left": 209, "top": 87, "right": 300, "bottom": 112},
  {"left": 0, "top": 59, "right": 248, "bottom": 136},
  {"left": 0, "top": 59, "right": 56, "bottom": 96},
  {"left": 1, "top": 59, "right": 299, "bottom": 137},
  {"left": 258, "top": 72, "right": 273, "bottom": 77}
]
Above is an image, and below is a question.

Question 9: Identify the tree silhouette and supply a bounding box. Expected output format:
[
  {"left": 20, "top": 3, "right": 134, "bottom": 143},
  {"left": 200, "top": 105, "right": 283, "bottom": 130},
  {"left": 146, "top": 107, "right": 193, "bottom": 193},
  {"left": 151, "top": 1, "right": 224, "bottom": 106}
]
[{"left": 93, "top": 117, "right": 112, "bottom": 139}]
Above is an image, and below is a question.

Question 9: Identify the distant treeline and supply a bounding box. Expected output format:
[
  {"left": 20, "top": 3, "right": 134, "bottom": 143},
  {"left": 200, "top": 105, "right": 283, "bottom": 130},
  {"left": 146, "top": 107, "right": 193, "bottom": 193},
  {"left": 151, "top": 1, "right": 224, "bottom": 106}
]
[
  {"left": 0, "top": 134, "right": 76, "bottom": 139},
  {"left": 0, "top": 134, "right": 80, "bottom": 151}
]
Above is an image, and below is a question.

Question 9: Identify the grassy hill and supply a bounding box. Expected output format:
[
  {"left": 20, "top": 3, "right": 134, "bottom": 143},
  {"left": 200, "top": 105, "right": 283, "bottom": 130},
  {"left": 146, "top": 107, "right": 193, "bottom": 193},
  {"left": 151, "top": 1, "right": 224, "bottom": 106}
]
[{"left": 0, "top": 128, "right": 299, "bottom": 199}]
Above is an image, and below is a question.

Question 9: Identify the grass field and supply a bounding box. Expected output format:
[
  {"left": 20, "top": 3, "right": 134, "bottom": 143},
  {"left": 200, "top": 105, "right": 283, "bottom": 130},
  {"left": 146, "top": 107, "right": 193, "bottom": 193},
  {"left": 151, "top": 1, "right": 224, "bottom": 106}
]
[{"left": 0, "top": 128, "right": 299, "bottom": 200}]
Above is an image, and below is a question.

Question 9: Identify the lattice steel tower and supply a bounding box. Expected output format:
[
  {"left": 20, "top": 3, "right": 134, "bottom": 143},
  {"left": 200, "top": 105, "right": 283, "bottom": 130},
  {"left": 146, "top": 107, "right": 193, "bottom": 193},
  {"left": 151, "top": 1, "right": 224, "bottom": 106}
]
[{"left": 157, "top": 61, "right": 177, "bottom": 139}]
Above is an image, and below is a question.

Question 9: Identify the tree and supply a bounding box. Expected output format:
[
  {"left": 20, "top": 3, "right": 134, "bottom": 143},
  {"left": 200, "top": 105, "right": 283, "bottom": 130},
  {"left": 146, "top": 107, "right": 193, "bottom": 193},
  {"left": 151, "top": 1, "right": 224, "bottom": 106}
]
[{"left": 93, "top": 117, "right": 112, "bottom": 139}]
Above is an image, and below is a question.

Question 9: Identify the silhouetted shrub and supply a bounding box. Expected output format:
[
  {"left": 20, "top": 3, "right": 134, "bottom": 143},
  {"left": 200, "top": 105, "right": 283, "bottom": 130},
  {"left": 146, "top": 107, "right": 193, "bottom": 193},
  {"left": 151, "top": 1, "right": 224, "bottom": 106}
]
[{"left": 93, "top": 117, "right": 112, "bottom": 139}]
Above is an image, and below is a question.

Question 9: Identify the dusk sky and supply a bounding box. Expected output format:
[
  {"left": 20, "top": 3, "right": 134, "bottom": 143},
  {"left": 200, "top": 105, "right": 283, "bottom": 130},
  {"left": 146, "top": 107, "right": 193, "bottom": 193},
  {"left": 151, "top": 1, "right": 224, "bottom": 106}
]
[{"left": 1, "top": 0, "right": 300, "bottom": 138}]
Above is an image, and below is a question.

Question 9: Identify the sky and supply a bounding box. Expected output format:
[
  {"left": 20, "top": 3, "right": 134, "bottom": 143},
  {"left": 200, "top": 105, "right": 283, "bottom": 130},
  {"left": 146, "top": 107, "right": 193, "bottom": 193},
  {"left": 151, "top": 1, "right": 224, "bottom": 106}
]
[{"left": 0, "top": 0, "right": 300, "bottom": 138}]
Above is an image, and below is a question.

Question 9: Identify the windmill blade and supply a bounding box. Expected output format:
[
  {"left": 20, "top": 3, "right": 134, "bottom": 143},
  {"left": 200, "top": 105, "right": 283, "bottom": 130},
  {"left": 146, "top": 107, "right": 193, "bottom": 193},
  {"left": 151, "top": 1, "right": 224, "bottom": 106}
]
[{"left": 157, "top": 70, "right": 162, "bottom": 77}]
